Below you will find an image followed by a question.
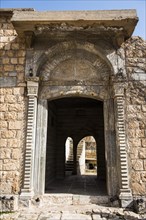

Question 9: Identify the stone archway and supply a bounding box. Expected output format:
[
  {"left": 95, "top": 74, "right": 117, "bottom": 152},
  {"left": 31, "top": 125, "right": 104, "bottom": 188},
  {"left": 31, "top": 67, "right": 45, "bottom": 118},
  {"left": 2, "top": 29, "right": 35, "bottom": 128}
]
[{"left": 21, "top": 41, "right": 132, "bottom": 207}]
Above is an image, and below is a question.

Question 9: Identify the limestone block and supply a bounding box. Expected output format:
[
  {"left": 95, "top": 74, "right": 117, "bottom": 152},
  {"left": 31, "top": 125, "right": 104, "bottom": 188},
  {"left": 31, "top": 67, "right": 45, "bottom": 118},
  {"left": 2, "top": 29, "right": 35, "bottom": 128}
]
[
  {"left": 10, "top": 58, "right": 18, "bottom": 64},
  {"left": 17, "top": 50, "right": 25, "bottom": 57},
  {"left": 0, "top": 104, "right": 8, "bottom": 111},
  {"left": 17, "top": 112, "right": 24, "bottom": 120},
  {"left": 1, "top": 130, "right": 16, "bottom": 139},
  {"left": 131, "top": 182, "right": 146, "bottom": 195},
  {"left": 15, "top": 65, "right": 24, "bottom": 72},
  {"left": 141, "top": 172, "right": 146, "bottom": 182},
  {"left": 0, "top": 112, "right": 4, "bottom": 120},
  {"left": 9, "top": 121, "right": 22, "bottom": 130},
  {"left": 132, "top": 160, "right": 143, "bottom": 171},
  {"left": 12, "top": 149, "right": 20, "bottom": 159},
  {"left": 7, "top": 139, "right": 20, "bottom": 148},
  {"left": 8, "top": 104, "right": 24, "bottom": 112},
  {"left": 13, "top": 87, "right": 24, "bottom": 95},
  {"left": 3, "top": 161, "right": 19, "bottom": 171},
  {"left": 2, "top": 58, "right": 10, "bottom": 64},
  {"left": 130, "top": 171, "right": 141, "bottom": 182},
  {"left": 17, "top": 72, "right": 25, "bottom": 82},
  {"left": 0, "top": 148, "right": 11, "bottom": 159},
  {"left": 139, "top": 148, "right": 146, "bottom": 159},
  {"left": 142, "top": 139, "right": 146, "bottom": 147},
  {"left": 0, "top": 76, "right": 16, "bottom": 87},
  {"left": 135, "top": 129, "right": 145, "bottom": 138},
  {"left": 0, "top": 36, "right": 9, "bottom": 43},
  {"left": 4, "top": 29, "right": 15, "bottom": 36},
  {"left": 0, "top": 121, "right": 7, "bottom": 129},
  {"left": 0, "top": 160, "right": 2, "bottom": 170},
  {"left": 129, "top": 148, "right": 138, "bottom": 159},
  {"left": 6, "top": 50, "right": 14, "bottom": 57},
  {"left": 4, "top": 65, "right": 14, "bottom": 72},
  {"left": 128, "top": 121, "right": 139, "bottom": 129},
  {"left": 0, "top": 88, "right": 13, "bottom": 95},
  {"left": 144, "top": 160, "right": 146, "bottom": 170},
  {"left": 142, "top": 105, "right": 146, "bottom": 112},
  {"left": 17, "top": 96, "right": 24, "bottom": 103},
  {"left": 128, "top": 105, "right": 141, "bottom": 113},
  {"left": 0, "top": 139, "right": 7, "bottom": 147},
  {"left": 18, "top": 58, "right": 25, "bottom": 64},
  {"left": 4, "top": 112, "right": 17, "bottom": 120},
  {"left": 5, "top": 95, "right": 17, "bottom": 103},
  {"left": 11, "top": 43, "right": 19, "bottom": 50},
  {"left": 16, "top": 130, "right": 23, "bottom": 138},
  {"left": 0, "top": 181, "right": 12, "bottom": 194}
]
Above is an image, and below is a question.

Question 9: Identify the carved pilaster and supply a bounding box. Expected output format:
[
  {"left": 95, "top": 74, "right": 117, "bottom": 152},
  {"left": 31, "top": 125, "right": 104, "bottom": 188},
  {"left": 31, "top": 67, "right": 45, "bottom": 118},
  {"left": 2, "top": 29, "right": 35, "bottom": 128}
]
[
  {"left": 21, "top": 78, "right": 39, "bottom": 198},
  {"left": 113, "top": 84, "right": 132, "bottom": 207}
]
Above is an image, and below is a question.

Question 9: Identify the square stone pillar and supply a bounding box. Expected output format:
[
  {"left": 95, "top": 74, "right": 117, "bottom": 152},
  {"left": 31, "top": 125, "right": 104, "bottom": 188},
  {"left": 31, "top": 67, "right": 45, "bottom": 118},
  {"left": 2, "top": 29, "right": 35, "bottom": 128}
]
[
  {"left": 113, "top": 84, "right": 133, "bottom": 207},
  {"left": 20, "top": 77, "right": 39, "bottom": 198}
]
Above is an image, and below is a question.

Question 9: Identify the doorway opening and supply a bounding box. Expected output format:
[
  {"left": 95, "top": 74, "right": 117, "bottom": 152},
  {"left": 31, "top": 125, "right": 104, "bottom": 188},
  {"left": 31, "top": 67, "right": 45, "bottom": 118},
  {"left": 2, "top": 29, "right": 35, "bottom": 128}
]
[{"left": 45, "top": 97, "right": 107, "bottom": 195}]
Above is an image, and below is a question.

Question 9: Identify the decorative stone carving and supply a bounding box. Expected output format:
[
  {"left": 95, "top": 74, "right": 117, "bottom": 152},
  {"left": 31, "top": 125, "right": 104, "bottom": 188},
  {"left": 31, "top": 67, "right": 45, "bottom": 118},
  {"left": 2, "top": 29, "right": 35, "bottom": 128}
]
[
  {"left": 114, "top": 84, "right": 133, "bottom": 207},
  {"left": 20, "top": 78, "right": 39, "bottom": 198}
]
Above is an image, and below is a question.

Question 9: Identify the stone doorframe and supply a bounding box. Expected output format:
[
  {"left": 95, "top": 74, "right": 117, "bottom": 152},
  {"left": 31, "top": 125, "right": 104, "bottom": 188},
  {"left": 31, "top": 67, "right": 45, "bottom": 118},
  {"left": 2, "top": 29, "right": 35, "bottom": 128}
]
[{"left": 20, "top": 77, "right": 132, "bottom": 207}]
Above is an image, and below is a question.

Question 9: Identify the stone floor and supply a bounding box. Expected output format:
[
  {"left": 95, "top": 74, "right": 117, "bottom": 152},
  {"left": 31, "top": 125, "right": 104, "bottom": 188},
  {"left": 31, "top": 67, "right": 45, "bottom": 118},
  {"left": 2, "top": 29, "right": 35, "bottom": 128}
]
[
  {"left": 1, "top": 175, "right": 146, "bottom": 220},
  {"left": 1, "top": 204, "right": 145, "bottom": 220},
  {"left": 45, "top": 174, "right": 107, "bottom": 196}
]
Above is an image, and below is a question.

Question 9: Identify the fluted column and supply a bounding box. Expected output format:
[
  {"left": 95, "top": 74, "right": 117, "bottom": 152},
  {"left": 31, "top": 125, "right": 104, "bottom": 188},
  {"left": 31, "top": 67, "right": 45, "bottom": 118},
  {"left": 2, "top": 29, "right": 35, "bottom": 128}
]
[
  {"left": 114, "top": 84, "right": 132, "bottom": 207},
  {"left": 21, "top": 77, "right": 39, "bottom": 198}
]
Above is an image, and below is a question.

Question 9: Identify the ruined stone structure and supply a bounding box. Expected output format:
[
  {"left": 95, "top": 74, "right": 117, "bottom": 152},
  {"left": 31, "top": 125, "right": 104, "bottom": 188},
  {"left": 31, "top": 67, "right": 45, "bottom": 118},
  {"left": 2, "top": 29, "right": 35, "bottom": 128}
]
[{"left": 0, "top": 9, "right": 146, "bottom": 214}]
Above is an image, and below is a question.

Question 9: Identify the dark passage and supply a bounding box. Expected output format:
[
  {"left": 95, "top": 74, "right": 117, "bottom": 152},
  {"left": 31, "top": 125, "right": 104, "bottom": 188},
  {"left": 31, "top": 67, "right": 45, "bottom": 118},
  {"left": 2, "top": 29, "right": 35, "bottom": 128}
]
[{"left": 45, "top": 97, "right": 106, "bottom": 195}]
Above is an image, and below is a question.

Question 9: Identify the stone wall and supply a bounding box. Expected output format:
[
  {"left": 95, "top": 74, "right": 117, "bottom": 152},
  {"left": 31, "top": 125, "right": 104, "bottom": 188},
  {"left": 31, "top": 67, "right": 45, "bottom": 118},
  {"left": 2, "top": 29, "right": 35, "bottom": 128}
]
[
  {"left": 123, "top": 37, "right": 146, "bottom": 197},
  {"left": 0, "top": 14, "right": 27, "bottom": 195}
]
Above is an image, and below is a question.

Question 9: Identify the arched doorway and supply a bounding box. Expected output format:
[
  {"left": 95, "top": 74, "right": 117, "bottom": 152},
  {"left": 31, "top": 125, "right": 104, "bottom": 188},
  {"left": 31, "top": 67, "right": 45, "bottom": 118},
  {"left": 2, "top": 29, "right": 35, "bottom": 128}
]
[{"left": 45, "top": 97, "right": 107, "bottom": 195}]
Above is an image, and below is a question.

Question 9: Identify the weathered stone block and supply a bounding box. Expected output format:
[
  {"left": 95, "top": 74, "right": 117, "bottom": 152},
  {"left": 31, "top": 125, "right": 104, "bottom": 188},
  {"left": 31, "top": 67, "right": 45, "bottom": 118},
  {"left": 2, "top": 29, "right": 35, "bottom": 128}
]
[
  {"left": 13, "top": 87, "right": 24, "bottom": 95},
  {"left": 12, "top": 149, "right": 20, "bottom": 159},
  {"left": 142, "top": 138, "right": 146, "bottom": 147},
  {"left": 4, "top": 112, "right": 17, "bottom": 120},
  {"left": 1, "top": 130, "right": 16, "bottom": 139},
  {"left": 4, "top": 64, "right": 14, "bottom": 72},
  {"left": 15, "top": 65, "right": 24, "bottom": 72},
  {"left": 132, "top": 160, "right": 143, "bottom": 171},
  {"left": 2, "top": 57, "right": 10, "bottom": 64},
  {"left": 128, "top": 105, "right": 141, "bottom": 113},
  {"left": 0, "top": 121, "right": 7, "bottom": 129},
  {"left": 0, "top": 148, "right": 11, "bottom": 159},
  {"left": 0, "top": 77, "right": 16, "bottom": 87},
  {"left": 10, "top": 58, "right": 17, "bottom": 64},
  {"left": 131, "top": 182, "right": 146, "bottom": 195},
  {"left": 142, "top": 105, "right": 146, "bottom": 112},
  {"left": 139, "top": 148, "right": 146, "bottom": 159},
  {"left": 9, "top": 121, "right": 22, "bottom": 130},
  {"left": 11, "top": 43, "right": 19, "bottom": 50},
  {"left": 7, "top": 139, "right": 20, "bottom": 148},
  {"left": 3, "top": 161, "right": 19, "bottom": 171},
  {"left": 5, "top": 95, "right": 17, "bottom": 103},
  {"left": 141, "top": 172, "right": 146, "bottom": 182},
  {"left": 8, "top": 103, "right": 24, "bottom": 112},
  {"left": 0, "top": 139, "right": 7, "bottom": 147},
  {"left": 0, "top": 104, "right": 8, "bottom": 111}
]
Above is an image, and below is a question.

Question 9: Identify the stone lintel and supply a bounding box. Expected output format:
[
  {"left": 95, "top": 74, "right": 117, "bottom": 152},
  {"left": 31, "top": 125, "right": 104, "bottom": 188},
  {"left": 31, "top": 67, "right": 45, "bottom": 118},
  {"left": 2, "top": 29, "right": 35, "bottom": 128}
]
[{"left": 11, "top": 9, "right": 138, "bottom": 45}]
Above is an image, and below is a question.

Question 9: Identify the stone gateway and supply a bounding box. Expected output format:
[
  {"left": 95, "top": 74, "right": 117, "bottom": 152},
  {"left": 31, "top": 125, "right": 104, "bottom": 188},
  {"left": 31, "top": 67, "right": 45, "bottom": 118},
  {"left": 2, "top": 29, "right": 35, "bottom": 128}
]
[{"left": 0, "top": 9, "right": 146, "bottom": 217}]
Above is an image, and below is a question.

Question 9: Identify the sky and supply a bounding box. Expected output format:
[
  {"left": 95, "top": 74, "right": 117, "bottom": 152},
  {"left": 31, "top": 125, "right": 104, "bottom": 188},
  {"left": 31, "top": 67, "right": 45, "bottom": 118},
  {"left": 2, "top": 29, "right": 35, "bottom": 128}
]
[{"left": 0, "top": 0, "right": 146, "bottom": 39}]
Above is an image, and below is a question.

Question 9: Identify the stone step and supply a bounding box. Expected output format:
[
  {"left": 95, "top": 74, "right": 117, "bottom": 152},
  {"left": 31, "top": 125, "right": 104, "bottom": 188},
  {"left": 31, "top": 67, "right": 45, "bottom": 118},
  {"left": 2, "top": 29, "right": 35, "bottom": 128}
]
[{"left": 41, "top": 194, "right": 109, "bottom": 206}]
